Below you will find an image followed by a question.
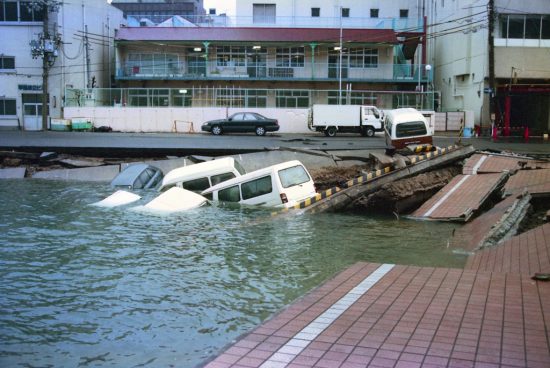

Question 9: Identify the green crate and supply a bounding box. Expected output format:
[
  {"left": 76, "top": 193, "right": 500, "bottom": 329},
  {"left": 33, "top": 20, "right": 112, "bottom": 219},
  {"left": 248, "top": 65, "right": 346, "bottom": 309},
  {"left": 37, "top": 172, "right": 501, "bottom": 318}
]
[{"left": 71, "top": 118, "right": 93, "bottom": 131}]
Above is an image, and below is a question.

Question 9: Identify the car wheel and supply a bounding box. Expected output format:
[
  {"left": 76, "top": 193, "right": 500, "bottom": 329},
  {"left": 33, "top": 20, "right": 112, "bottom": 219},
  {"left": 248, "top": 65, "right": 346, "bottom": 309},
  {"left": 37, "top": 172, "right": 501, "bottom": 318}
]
[
  {"left": 255, "top": 126, "right": 266, "bottom": 136},
  {"left": 211, "top": 125, "right": 222, "bottom": 135},
  {"left": 365, "top": 126, "right": 375, "bottom": 137},
  {"left": 326, "top": 126, "right": 337, "bottom": 137}
]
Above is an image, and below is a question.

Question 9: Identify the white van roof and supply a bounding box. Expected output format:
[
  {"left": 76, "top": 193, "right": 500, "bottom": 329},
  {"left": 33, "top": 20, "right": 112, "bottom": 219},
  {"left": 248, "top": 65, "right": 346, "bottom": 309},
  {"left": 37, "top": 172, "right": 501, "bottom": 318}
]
[
  {"left": 386, "top": 108, "right": 427, "bottom": 124},
  {"left": 160, "top": 157, "right": 237, "bottom": 189},
  {"left": 202, "top": 160, "right": 305, "bottom": 195}
]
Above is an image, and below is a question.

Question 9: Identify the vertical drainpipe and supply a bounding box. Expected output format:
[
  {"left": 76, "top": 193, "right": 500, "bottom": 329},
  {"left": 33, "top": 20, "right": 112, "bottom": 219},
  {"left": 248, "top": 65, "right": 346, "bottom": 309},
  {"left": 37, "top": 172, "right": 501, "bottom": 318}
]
[
  {"left": 309, "top": 43, "right": 317, "bottom": 80},
  {"left": 202, "top": 41, "right": 210, "bottom": 74}
]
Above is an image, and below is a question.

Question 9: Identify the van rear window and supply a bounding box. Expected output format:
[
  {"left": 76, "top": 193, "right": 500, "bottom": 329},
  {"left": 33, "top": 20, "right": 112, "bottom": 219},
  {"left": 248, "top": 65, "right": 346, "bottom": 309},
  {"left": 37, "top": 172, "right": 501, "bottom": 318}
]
[
  {"left": 278, "top": 165, "right": 310, "bottom": 188},
  {"left": 395, "top": 121, "right": 427, "bottom": 138},
  {"left": 211, "top": 172, "right": 236, "bottom": 186}
]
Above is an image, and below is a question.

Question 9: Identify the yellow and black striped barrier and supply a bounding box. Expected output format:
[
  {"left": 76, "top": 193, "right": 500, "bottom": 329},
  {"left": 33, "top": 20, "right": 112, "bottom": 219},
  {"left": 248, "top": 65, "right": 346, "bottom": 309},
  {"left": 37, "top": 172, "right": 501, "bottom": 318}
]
[
  {"left": 410, "top": 144, "right": 434, "bottom": 154},
  {"left": 272, "top": 144, "right": 459, "bottom": 216}
]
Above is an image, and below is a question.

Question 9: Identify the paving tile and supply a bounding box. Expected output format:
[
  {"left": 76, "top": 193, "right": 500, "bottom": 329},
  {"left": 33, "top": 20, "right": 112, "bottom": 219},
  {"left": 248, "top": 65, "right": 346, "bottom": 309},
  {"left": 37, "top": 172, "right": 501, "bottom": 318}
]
[
  {"left": 204, "top": 255, "right": 550, "bottom": 368},
  {"left": 410, "top": 173, "right": 507, "bottom": 221}
]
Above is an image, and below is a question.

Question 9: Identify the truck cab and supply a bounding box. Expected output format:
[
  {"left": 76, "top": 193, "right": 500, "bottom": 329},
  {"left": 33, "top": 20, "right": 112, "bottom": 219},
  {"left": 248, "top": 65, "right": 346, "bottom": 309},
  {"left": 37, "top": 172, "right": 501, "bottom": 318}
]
[{"left": 360, "top": 106, "right": 384, "bottom": 137}]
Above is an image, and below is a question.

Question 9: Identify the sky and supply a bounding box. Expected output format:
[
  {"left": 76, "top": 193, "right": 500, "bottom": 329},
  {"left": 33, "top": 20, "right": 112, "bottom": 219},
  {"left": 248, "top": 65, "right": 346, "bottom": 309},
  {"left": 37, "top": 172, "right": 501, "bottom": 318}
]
[{"left": 203, "top": 0, "right": 235, "bottom": 16}]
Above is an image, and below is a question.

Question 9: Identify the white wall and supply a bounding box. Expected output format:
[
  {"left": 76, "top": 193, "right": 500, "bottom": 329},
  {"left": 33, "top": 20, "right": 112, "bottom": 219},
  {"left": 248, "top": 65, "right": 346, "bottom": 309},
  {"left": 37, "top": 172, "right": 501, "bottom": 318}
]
[{"left": 64, "top": 107, "right": 311, "bottom": 133}]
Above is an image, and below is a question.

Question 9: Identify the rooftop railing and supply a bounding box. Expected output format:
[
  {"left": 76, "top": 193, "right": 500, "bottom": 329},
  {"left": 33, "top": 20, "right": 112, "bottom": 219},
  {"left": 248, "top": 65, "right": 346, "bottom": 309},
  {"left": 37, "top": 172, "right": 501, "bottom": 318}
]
[{"left": 125, "top": 14, "right": 423, "bottom": 32}]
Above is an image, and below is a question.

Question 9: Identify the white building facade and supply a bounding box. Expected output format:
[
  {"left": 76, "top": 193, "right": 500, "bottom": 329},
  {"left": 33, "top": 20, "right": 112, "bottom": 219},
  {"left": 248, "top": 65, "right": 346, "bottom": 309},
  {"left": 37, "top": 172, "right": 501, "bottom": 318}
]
[
  {"left": 0, "top": 0, "right": 123, "bottom": 130},
  {"left": 427, "top": 0, "right": 550, "bottom": 134}
]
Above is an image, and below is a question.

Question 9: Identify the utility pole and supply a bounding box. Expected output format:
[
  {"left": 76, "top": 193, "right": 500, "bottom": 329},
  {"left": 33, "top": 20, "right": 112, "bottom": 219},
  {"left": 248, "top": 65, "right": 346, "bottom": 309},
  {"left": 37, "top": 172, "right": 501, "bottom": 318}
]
[
  {"left": 488, "top": 0, "right": 496, "bottom": 131},
  {"left": 29, "top": 1, "right": 61, "bottom": 131}
]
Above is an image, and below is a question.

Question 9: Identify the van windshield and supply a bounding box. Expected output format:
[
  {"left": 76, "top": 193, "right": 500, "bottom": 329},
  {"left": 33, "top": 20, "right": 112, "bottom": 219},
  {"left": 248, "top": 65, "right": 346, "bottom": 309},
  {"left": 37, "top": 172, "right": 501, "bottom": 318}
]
[
  {"left": 278, "top": 165, "right": 310, "bottom": 188},
  {"left": 395, "top": 121, "right": 427, "bottom": 138}
]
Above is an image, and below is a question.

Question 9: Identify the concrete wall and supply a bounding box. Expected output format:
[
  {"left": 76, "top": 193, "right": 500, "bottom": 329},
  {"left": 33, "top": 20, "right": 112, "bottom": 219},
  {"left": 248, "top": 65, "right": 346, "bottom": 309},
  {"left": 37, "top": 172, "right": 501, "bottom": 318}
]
[
  {"left": 64, "top": 107, "right": 312, "bottom": 133},
  {"left": 64, "top": 106, "right": 472, "bottom": 133}
]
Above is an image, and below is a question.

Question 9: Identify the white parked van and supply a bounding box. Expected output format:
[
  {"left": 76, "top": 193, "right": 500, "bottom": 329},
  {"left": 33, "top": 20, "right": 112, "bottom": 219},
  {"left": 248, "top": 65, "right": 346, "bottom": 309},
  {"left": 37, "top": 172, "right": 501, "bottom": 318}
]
[
  {"left": 158, "top": 157, "right": 246, "bottom": 193},
  {"left": 384, "top": 108, "right": 433, "bottom": 149},
  {"left": 201, "top": 160, "right": 316, "bottom": 208}
]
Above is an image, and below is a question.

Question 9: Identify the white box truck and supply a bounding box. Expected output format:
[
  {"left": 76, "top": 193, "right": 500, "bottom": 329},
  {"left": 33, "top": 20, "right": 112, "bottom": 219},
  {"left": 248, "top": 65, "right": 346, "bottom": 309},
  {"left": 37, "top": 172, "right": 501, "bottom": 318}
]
[{"left": 308, "top": 104, "right": 384, "bottom": 137}]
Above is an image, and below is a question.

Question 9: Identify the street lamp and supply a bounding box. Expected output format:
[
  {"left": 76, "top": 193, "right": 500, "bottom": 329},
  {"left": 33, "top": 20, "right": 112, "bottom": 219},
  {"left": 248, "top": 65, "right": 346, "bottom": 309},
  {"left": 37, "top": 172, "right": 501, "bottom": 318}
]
[{"left": 419, "top": 64, "right": 431, "bottom": 109}]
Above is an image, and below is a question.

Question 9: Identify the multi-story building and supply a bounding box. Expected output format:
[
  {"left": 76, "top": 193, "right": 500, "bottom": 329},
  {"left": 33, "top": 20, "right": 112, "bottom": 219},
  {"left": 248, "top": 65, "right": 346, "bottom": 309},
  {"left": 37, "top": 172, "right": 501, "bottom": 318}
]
[
  {"left": 428, "top": 0, "right": 550, "bottom": 134},
  {"left": 109, "top": 0, "right": 432, "bottom": 110},
  {"left": 110, "top": 0, "right": 205, "bottom": 26},
  {"left": 0, "top": 0, "right": 123, "bottom": 130}
]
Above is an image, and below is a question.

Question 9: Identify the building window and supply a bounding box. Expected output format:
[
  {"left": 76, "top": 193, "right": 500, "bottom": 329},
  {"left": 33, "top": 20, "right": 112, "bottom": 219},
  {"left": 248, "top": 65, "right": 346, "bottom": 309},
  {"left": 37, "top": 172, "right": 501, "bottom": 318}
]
[
  {"left": 209, "top": 8, "right": 216, "bottom": 15},
  {"left": 276, "top": 47, "right": 304, "bottom": 68},
  {"left": 128, "top": 89, "right": 148, "bottom": 107},
  {"left": 150, "top": 89, "right": 170, "bottom": 107},
  {"left": 370, "top": 9, "right": 379, "bottom": 18},
  {"left": 253, "top": 4, "right": 276, "bottom": 24},
  {"left": 0, "top": 98, "right": 17, "bottom": 115},
  {"left": 311, "top": 7, "right": 320, "bottom": 17},
  {"left": 216, "top": 46, "right": 246, "bottom": 67},
  {"left": 328, "top": 91, "right": 377, "bottom": 105},
  {"left": 216, "top": 89, "right": 245, "bottom": 107},
  {"left": 349, "top": 48, "right": 378, "bottom": 68},
  {"left": 276, "top": 90, "right": 310, "bottom": 108},
  {"left": 400, "top": 9, "right": 409, "bottom": 18},
  {"left": 341, "top": 8, "right": 350, "bottom": 18},
  {"left": 500, "top": 14, "right": 550, "bottom": 39},
  {"left": 0, "top": 0, "right": 45, "bottom": 22},
  {"left": 0, "top": 56, "right": 15, "bottom": 70},
  {"left": 127, "top": 53, "right": 179, "bottom": 75},
  {"left": 246, "top": 90, "right": 267, "bottom": 107}
]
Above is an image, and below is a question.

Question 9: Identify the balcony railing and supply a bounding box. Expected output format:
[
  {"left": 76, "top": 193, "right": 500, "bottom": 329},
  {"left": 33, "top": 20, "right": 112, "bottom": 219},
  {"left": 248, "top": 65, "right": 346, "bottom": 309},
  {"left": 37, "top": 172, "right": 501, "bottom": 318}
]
[
  {"left": 116, "top": 61, "right": 432, "bottom": 83},
  {"left": 125, "top": 14, "right": 422, "bottom": 31}
]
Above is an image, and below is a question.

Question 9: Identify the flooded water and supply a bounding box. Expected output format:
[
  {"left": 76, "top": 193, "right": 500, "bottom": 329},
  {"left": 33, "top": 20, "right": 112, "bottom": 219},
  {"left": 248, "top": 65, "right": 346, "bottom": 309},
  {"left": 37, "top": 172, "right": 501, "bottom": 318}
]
[{"left": 0, "top": 180, "right": 465, "bottom": 367}]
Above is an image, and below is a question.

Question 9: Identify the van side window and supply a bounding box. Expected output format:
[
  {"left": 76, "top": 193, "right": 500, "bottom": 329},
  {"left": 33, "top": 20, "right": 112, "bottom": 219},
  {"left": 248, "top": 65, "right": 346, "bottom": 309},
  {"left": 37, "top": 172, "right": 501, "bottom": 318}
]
[
  {"left": 395, "top": 121, "right": 427, "bottom": 138},
  {"left": 219, "top": 185, "right": 240, "bottom": 202},
  {"left": 241, "top": 176, "right": 272, "bottom": 200},
  {"left": 182, "top": 177, "right": 210, "bottom": 192},
  {"left": 211, "top": 172, "right": 236, "bottom": 186},
  {"left": 278, "top": 165, "right": 310, "bottom": 188}
]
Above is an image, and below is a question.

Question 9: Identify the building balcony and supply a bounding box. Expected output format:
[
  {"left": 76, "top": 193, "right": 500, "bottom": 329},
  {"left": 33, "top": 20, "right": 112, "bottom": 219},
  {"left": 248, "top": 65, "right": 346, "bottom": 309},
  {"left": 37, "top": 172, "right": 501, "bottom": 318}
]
[{"left": 116, "top": 62, "right": 431, "bottom": 83}]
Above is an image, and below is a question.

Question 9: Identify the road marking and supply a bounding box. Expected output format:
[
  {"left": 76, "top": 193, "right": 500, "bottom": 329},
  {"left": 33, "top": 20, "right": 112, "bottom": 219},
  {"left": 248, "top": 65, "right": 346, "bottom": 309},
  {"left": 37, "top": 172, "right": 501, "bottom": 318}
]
[
  {"left": 260, "top": 264, "right": 395, "bottom": 368},
  {"left": 423, "top": 175, "right": 471, "bottom": 217},
  {"left": 471, "top": 154, "right": 488, "bottom": 174}
]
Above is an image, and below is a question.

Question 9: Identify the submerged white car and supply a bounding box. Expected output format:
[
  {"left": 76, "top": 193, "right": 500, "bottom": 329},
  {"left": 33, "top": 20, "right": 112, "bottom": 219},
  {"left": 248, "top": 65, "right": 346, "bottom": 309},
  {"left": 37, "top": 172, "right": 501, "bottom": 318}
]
[{"left": 201, "top": 160, "right": 317, "bottom": 208}]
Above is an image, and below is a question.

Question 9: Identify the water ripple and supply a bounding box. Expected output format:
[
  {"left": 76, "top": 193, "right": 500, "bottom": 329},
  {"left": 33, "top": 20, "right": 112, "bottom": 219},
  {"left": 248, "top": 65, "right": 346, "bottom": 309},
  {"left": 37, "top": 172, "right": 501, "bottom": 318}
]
[{"left": 0, "top": 180, "right": 464, "bottom": 367}]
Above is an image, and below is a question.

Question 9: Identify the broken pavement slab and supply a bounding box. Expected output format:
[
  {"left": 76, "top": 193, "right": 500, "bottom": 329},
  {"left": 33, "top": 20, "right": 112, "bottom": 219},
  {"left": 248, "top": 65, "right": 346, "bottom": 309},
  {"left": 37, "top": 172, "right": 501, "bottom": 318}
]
[
  {"left": 0, "top": 167, "right": 26, "bottom": 179},
  {"left": 504, "top": 168, "right": 550, "bottom": 197},
  {"left": 409, "top": 172, "right": 508, "bottom": 222},
  {"left": 448, "top": 192, "right": 531, "bottom": 251},
  {"left": 32, "top": 165, "right": 121, "bottom": 182},
  {"left": 463, "top": 153, "right": 524, "bottom": 174}
]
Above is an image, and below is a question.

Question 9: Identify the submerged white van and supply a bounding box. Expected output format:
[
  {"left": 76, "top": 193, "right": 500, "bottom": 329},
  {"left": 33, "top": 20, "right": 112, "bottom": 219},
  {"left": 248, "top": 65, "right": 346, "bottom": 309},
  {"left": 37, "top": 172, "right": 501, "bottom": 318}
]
[
  {"left": 158, "top": 157, "right": 246, "bottom": 193},
  {"left": 201, "top": 160, "right": 316, "bottom": 208},
  {"left": 384, "top": 108, "right": 433, "bottom": 149}
]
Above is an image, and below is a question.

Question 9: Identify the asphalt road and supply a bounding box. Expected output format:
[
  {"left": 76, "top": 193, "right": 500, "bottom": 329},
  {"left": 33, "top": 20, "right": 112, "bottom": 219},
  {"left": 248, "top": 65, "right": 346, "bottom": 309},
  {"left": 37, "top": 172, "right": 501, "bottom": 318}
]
[{"left": 0, "top": 130, "right": 548, "bottom": 157}]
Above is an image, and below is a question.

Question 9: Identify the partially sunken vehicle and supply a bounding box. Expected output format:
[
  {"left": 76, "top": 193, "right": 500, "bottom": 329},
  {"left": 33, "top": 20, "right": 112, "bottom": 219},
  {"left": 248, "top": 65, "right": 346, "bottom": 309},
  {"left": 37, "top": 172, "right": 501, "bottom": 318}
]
[
  {"left": 110, "top": 163, "right": 163, "bottom": 190},
  {"left": 158, "top": 157, "right": 246, "bottom": 193},
  {"left": 201, "top": 160, "right": 316, "bottom": 208}
]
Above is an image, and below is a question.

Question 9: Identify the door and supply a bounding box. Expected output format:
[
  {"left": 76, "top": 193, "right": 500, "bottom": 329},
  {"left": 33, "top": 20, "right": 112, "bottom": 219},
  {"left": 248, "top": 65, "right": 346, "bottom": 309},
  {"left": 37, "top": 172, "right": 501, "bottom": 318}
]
[
  {"left": 225, "top": 113, "right": 247, "bottom": 132},
  {"left": 23, "top": 104, "right": 41, "bottom": 130},
  {"left": 22, "top": 94, "right": 45, "bottom": 131},
  {"left": 247, "top": 53, "right": 266, "bottom": 78}
]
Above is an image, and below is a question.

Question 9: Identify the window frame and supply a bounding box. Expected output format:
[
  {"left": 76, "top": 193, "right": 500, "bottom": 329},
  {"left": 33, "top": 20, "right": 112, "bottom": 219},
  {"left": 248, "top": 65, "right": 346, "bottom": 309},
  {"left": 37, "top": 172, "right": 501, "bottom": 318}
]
[
  {"left": 0, "top": 56, "right": 15, "bottom": 70},
  {"left": 275, "top": 47, "right": 305, "bottom": 68},
  {"left": 0, "top": 98, "right": 17, "bottom": 116}
]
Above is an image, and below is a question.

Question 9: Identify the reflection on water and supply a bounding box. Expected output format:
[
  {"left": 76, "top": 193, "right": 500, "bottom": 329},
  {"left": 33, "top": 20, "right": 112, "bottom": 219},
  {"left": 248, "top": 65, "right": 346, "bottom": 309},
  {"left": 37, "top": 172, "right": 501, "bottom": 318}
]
[{"left": 0, "top": 180, "right": 464, "bottom": 367}]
